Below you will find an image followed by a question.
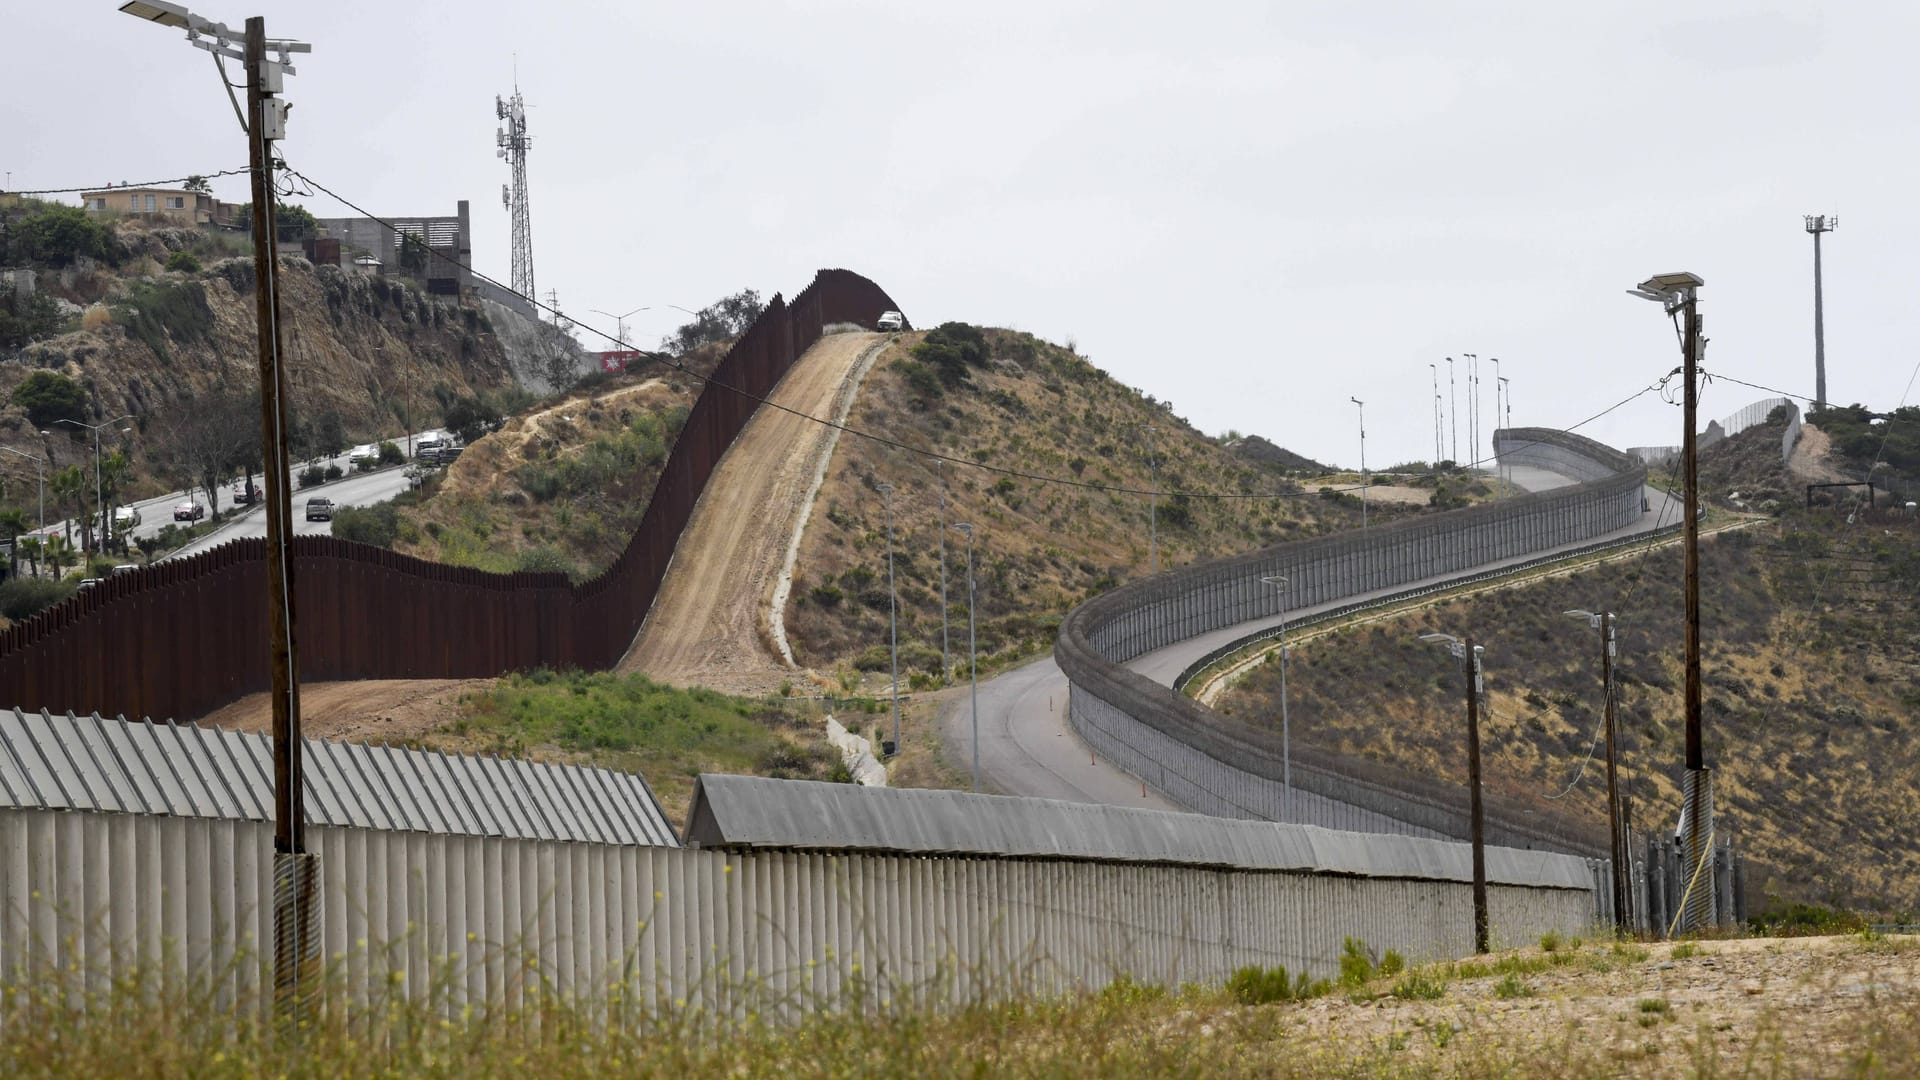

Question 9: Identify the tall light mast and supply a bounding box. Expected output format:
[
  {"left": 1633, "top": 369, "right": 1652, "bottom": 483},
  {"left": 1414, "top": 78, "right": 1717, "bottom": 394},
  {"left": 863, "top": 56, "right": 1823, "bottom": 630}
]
[
  {"left": 1804, "top": 214, "right": 1836, "bottom": 411},
  {"left": 497, "top": 84, "right": 536, "bottom": 306}
]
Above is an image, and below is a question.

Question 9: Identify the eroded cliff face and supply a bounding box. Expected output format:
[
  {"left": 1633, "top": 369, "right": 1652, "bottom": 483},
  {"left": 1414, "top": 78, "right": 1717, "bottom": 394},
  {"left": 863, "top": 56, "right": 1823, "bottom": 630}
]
[{"left": 2, "top": 225, "right": 528, "bottom": 494}]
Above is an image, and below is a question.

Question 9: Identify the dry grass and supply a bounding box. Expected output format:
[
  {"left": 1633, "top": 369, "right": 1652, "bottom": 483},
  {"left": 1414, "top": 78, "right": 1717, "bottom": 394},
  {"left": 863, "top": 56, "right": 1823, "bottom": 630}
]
[{"left": 4, "top": 934, "right": 1917, "bottom": 1078}]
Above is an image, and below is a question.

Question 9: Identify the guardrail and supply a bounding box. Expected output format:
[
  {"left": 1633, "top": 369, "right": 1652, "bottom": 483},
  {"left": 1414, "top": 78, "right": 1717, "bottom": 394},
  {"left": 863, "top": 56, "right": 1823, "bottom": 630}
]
[{"left": 1172, "top": 520, "right": 1685, "bottom": 694}]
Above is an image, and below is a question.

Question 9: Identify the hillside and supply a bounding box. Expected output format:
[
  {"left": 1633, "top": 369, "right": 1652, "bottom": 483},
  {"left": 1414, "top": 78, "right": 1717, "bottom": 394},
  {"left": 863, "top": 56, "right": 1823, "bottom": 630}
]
[
  {"left": 0, "top": 201, "right": 545, "bottom": 522},
  {"left": 1214, "top": 419, "right": 1920, "bottom": 913},
  {"left": 780, "top": 325, "right": 1427, "bottom": 681}
]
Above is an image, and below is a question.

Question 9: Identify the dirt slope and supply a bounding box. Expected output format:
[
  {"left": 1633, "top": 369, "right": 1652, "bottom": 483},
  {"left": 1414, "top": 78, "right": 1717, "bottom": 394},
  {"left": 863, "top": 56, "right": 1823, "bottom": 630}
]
[{"left": 619, "top": 331, "right": 888, "bottom": 693}]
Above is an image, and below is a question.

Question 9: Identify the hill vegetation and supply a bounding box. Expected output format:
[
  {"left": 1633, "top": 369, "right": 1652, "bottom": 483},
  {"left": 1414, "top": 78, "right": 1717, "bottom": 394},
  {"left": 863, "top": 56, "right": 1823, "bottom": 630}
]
[
  {"left": 1215, "top": 417, "right": 1920, "bottom": 912},
  {"left": 781, "top": 325, "right": 1410, "bottom": 679}
]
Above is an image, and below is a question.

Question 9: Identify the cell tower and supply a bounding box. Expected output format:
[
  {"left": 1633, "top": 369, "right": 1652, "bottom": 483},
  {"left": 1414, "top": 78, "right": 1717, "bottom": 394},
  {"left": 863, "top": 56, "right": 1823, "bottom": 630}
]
[
  {"left": 1804, "top": 214, "right": 1837, "bottom": 411},
  {"left": 496, "top": 85, "right": 535, "bottom": 305}
]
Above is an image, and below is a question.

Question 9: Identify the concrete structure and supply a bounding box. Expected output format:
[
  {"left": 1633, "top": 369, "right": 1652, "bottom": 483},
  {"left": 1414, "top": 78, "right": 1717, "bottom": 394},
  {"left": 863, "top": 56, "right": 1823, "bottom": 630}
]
[
  {"left": 313, "top": 199, "right": 472, "bottom": 297},
  {"left": 80, "top": 186, "right": 235, "bottom": 227}
]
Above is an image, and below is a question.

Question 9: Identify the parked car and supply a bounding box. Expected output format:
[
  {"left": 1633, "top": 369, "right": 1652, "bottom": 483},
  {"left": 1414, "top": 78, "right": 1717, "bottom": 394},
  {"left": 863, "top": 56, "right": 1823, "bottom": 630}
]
[
  {"left": 232, "top": 480, "right": 259, "bottom": 505},
  {"left": 173, "top": 501, "right": 206, "bottom": 522},
  {"left": 305, "top": 497, "right": 334, "bottom": 522},
  {"left": 76, "top": 578, "right": 102, "bottom": 591},
  {"left": 877, "top": 310, "right": 905, "bottom": 332},
  {"left": 113, "top": 506, "right": 142, "bottom": 529},
  {"left": 110, "top": 564, "right": 140, "bottom": 577}
]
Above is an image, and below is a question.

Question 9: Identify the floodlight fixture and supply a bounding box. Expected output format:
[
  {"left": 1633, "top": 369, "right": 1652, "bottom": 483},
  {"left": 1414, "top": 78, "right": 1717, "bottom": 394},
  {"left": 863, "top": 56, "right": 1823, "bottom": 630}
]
[
  {"left": 1564, "top": 608, "right": 1600, "bottom": 628},
  {"left": 1260, "top": 574, "right": 1289, "bottom": 588},
  {"left": 119, "top": 0, "right": 190, "bottom": 27}
]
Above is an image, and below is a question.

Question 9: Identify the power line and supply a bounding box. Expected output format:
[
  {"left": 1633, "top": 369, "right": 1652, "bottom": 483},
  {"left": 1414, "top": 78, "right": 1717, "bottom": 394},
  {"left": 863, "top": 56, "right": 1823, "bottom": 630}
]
[
  {"left": 5, "top": 167, "right": 252, "bottom": 196},
  {"left": 282, "top": 164, "right": 1666, "bottom": 503}
]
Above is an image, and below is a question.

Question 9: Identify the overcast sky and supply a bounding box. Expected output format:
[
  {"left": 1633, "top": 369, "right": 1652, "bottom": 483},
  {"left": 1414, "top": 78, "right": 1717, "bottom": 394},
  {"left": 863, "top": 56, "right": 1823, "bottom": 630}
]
[{"left": 8, "top": 1, "right": 1917, "bottom": 470}]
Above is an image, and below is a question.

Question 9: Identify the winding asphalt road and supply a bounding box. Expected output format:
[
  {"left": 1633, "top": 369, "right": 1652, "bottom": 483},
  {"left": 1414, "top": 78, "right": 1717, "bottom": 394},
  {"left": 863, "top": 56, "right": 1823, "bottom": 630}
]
[{"left": 942, "top": 468, "right": 1679, "bottom": 810}]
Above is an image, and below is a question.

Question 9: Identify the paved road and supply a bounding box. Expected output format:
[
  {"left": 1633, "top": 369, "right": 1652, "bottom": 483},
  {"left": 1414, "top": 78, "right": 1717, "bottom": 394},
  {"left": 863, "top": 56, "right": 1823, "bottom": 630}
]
[
  {"left": 944, "top": 471, "right": 1678, "bottom": 809},
  {"left": 16, "top": 429, "right": 445, "bottom": 563}
]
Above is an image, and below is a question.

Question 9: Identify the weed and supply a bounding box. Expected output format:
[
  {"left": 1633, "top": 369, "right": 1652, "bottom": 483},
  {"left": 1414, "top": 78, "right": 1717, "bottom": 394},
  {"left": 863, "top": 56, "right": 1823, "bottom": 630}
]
[
  {"left": 1390, "top": 971, "right": 1447, "bottom": 1001},
  {"left": 1378, "top": 949, "right": 1406, "bottom": 977},
  {"left": 1539, "top": 930, "right": 1563, "bottom": 953},
  {"left": 1339, "top": 937, "right": 1376, "bottom": 987},
  {"left": 1493, "top": 973, "right": 1534, "bottom": 1000},
  {"left": 1226, "top": 964, "right": 1329, "bottom": 1005},
  {"left": 1671, "top": 941, "right": 1703, "bottom": 959}
]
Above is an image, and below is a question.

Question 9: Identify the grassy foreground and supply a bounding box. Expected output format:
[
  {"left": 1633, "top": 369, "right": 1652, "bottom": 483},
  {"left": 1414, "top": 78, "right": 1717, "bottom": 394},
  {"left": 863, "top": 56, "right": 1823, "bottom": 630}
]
[{"left": 5, "top": 934, "right": 1917, "bottom": 1078}]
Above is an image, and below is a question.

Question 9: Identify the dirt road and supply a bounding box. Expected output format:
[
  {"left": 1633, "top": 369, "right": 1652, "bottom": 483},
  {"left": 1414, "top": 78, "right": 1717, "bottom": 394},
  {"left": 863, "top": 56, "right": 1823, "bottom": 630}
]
[
  {"left": 199, "top": 678, "right": 491, "bottom": 741},
  {"left": 620, "top": 331, "right": 888, "bottom": 694}
]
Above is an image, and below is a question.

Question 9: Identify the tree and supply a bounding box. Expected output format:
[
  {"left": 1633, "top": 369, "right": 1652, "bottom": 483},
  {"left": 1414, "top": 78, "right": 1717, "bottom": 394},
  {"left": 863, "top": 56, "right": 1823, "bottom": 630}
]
[
  {"left": 0, "top": 291, "right": 65, "bottom": 350},
  {"left": 0, "top": 508, "right": 26, "bottom": 578},
  {"left": 10, "top": 370, "right": 87, "bottom": 429},
  {"left": 99, "top": 451, "right": 130, "bottom": 548},
  {"left": 50, "top": 465, "right": 88, "bottom": 552},
  {"left": 443, "top": 395, "right": 501, "bottom": 445},
  {"left": 660, "top": 289, "right": 765, "bottom": 355},
  {"left": 15, "top": 205, "right": 109, "bottom": 268},
  {"left": 399, "top": 232, "right": 429, "bottom": 274},
  {"left": 533, "top": 316, "right": 584, "bottom": 394},
  {"left": 183, "top": 175, "right": 213, "bottom": 194},
  {"left": 911, "top": 322, "right": 989, "bottom": 388},
  {"left": 153, "top": 390, "right": 259, "bottom": 521},
  {"left": 233, "top": 200, "right": 318, "bottom": 238}
]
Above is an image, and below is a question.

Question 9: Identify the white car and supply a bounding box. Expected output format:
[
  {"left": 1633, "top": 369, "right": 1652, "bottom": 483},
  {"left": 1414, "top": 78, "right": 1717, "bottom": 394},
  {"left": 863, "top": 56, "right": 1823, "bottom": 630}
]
[
  {"left": 876, "top": 310, "right": 905, "bottom": 332},
  {"left": 113, "top": 506, "right": 142, "bottom": 528},
  {"left": 347, "top": 444, "right": 379, "bottom": 463}
]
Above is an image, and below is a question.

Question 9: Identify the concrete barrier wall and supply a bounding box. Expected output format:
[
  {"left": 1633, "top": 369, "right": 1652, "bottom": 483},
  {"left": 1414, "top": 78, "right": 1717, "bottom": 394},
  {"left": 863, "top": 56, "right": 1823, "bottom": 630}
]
[
  {"left": 1058, "top": 428, "right": 1646, "bottom": 854},
  {"left": 0, "top": 807, "right": 1597, "bottom": 1010}
]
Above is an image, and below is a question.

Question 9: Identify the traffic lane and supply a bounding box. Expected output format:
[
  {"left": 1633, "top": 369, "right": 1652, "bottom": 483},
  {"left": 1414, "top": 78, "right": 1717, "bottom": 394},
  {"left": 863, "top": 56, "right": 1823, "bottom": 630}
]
[
  {"left": 940, "top": 655, "right": 1179, "bottom": 810},
  {"left": 165, "top": 465, "right": 419, "bottom": 560}
]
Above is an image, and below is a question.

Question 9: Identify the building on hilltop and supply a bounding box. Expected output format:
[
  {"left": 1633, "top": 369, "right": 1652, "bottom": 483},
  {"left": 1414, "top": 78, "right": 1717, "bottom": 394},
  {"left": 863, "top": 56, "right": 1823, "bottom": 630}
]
[
  {"left": 80, "top": 185, "right": 236, "bottom": 227},
  {"left": 313, "top": 199, "right": 472, "bottom": 297}
]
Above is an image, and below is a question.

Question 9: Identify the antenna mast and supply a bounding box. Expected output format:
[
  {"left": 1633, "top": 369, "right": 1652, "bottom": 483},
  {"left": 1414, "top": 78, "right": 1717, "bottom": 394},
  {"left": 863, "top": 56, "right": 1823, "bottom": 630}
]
[{"left": 496, "top": 83, "right": 536, "bottom": 309}]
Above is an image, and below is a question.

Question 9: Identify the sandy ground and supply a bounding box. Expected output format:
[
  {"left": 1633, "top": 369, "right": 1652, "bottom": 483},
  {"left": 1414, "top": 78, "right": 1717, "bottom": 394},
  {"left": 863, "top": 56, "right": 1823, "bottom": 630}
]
[
  {"left": 620, "top": 332, "right": 888, "bottom": 695},
  {"left": 198, "top": 678, "right": 491, "bottom": 742},
  {"left": 1282, "top": 934, "right": 1920, "bottom": 1071},
  {"left": 1788, "top": 422, "right": 1853, "bottom": 485}
]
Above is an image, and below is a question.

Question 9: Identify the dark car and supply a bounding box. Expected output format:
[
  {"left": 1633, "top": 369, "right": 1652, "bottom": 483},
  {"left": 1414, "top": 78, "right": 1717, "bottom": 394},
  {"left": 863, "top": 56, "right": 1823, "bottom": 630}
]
[
  {"left": 173, "top": 501, "right": 206, "bottom": 522},
  {"left": 305, "top": 497, "right": 334, "bottom": 522}
]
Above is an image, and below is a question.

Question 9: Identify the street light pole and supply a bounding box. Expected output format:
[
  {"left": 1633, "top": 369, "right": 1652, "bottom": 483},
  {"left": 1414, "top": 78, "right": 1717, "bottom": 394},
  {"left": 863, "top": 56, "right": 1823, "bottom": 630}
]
[
  {"left": 1497, "top": 375, "right": 1511, "bottom": 496},
  {"left": 0, "top": 446, "right": 47, "bottom": 529},
  {"left": 878, "top": 482, "right": 901, "bottom": 754},
  {"left": 1446, "top": 357, "right": 1458, "bottom": 467},
  {"left": 1350, "top": 397, "right": 1367, "bottom": 529},
  {"left": 1567, "top": 609, "right": 1628, "bottom": 933},
  {"left": 55, "top": 415, "right": 132, "bottom": 551},
  {"left": 1464, "top": 352, "right": 1478, "bottom": 467},
  {"left": 1421, "top": 630, "right": 1489, "bottom": 953},
  {"left": 1142, "top": 423, "right": 1158, "bottom": 574},
  {"left": 1628, "top": 270, "right": 1712, "bottom": 934},
  {"left": 1428, "top": 363, "right": 1441, "bottom": 468},
  {"left": 953, "top": 522, "right": 978, "bottom": 791},
  {"left": 936, "top": 459, "right": 949, "bottom": 685},
  {"left": 589, "top": 305, "right": 650, "bottom": 349},
  {"left": 1261, "top": 575, "right": 1293, "bottom": 819},
  {"left": 121, "top": 0, "right": 320, "bottom": 1013}
]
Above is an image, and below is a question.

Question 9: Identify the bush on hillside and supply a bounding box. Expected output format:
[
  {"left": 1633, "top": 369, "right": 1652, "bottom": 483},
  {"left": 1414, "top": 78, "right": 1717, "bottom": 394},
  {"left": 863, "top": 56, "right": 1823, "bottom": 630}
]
[
  {"left": 0, "top": 576, "right": 75, "bottom": 620},
  {"left": 113, "top": 280, "right": 215, "bottom": 364},
  {"left": 911, "top": 322, "right": 989, "bottom": 388},
  {"left": 0, "top": 291, "right": 65, "bottom": 350},
  {"left": 165, "top": 250, "right": 202, "bottom": 273},
  {"left": 10, "top": 370, "right": 88, "bottom": 428},
  {"left": 331, "top": 503, "right": 399, "bottom": 547},
  {"left": 10, "top": 204, "right": 111, "bottom": 267},
  {"left": 377, "top": 440, "right": 404, "bottom": 466}
]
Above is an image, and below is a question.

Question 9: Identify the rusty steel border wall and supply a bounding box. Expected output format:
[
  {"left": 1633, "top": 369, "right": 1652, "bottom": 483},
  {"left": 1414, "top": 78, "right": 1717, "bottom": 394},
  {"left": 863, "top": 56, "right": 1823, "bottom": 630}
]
[
  {"left": 0, "top": 269, "right": 905, "bottom": 723},
  {"left": 1056, "top": 427, "right": 1648, "bottom": 855}
]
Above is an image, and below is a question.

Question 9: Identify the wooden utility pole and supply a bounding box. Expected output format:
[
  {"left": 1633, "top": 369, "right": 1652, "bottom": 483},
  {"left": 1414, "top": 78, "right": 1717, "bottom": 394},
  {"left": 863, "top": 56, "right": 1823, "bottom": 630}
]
[
  {"left": 1600, "top": 612, "right": 1628, "bottom": 933},
  {"left": 1464, "top": 636, "right": 1489, "bottom": 954},
  {"left": 246, "top": 14, "right": 316, "bottom": 1014}
]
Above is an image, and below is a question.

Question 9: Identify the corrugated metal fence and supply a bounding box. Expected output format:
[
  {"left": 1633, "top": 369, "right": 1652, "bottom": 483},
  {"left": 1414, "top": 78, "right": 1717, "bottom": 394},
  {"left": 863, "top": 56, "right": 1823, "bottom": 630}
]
[
  {"left": 2, "top": 780, "right": 1601, "bottom": 1013},
  {"left": 0, "top": 270, "right": 905, "bottom": 724}
]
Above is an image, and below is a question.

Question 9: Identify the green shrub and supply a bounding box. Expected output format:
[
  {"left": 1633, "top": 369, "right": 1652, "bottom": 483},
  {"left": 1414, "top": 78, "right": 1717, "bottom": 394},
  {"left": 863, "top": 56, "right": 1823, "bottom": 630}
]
[
  {"left": 324, "top": 463, "right": 344, "bottom": 481},
  {"left": 514, "top": 545, "right": 575, "bottom": 578},
  {"left": 911, "top": 322, "right": 989, "bottom": 388},
  {"left": 1225, "top": 964, "right": 1327, "bottom": 1005},
  {"left": 113, "top": 280, "right": 215, "bottom": 364},
  {"left": 377, "top": 440, "right": 404, "bottom": 466},
  {"left": 1539, "top": 930, "right": 1563, "bottom": 953},
  {"left": 330, "top": 504, "right": 399, "bottom": 547},
  {"left": 1378, "top": 950, "right": 1406, "bottom": 977},
  {"left": 10, "top": 370, "right": 87, "bottom": 428},
  {"left": 297, "top": 465, "right": 326, "bottom": 488},
  {"left": 14, "top": 204, "right": 110, "bottom": 267},
  {"left": 1671, "top": 941, "right": 1703, "bottom": 960},
  {"left": 165, "top": 250, "right": 202, "bottom": 273},
  {"left": 1389, "top": 971, "right": 1447, "bottom": 1001},
  {"left": 808, "top": 584, "right": 843, "bottom": 608},
  {"left": 0, "top": 291, "right": 65, "bottom": 350},
  {"left": 1338, "top": 937, "right": 1376, "bottom": 987},
  {"left": 0, "top": 576, "right": 74, "bottom": 620},
  {"left": 1493, "top": 973, "right": 1533, "bottom": 1000}
]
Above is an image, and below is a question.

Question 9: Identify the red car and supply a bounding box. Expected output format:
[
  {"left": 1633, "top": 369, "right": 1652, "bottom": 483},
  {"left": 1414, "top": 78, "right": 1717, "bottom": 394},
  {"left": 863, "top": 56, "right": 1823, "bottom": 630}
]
[{"left": 173, "top": 501, "right": 206, "bottom": 522}]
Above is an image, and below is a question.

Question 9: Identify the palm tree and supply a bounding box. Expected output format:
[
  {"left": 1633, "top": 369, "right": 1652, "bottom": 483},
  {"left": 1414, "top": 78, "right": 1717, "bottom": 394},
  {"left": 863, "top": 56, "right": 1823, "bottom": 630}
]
[
  {"left": 0, "top": 508, "right": 26, "bottom": 579},
  {"left": 50, "top": 465, "right": 89, "bottom": 553},
  {"left": 44, "top": 535, "right": 77, "bottom": 579},
  {"left": 15, "top": 536, "right": 40, "bottom": 578}
]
